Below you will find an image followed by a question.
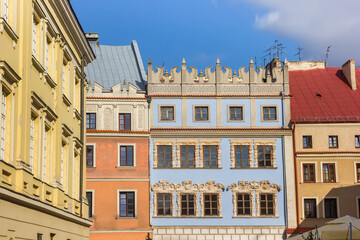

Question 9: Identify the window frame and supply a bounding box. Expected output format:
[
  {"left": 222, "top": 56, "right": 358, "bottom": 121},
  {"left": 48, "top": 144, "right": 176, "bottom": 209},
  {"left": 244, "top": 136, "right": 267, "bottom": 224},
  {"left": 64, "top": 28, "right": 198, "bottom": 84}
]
[
  {"left": 86, "top": 144, "right": 96, "bottom": 168},
  {"left": 203, "top": 145, "right": 218, "bottom": 168},
  {"left": 303, "top": 198, "right": 317, "bottom": 218},
  {"left": 302, "top": 163, "right": 316, "bottom": 183},
  {"left": 329, "top": 135, "right": 338, "bottom": 148},
  {"left": 259, "top": 193, "right": 275, "bottom": 216},
  {"left": 193, "top": 105, "right": 210, "bottom": 122},
  {"left": 257, "top": 145, "right": 273, "bottom": 168},
  {"left": 355, "top": 135, "right": 360, "bottom": 148},
  {"left": 234, "top": 145, "right": 250, "bottom": 168},
  {"left": 119, "top": 113, "right": 131, "bottom": 130},
  {"left": 118, "top": 144, "right": 136, "bottom": 167},
  {"left": 324, "top": 198, "right": 338, "bottom": 218},
  {"left": 237, "top": 193, "right": 251, "bottom": 216},
  {"left": 303, "top": 136, "right": 313, "bottom": 149},
  {"left": 86, "top": 190, "right": 95, "bottom": 218},
  {"left": 86, "top": 113, "right": 96, "bottom": 130},
  {"left": 180, "top": 193, "right": 196, "bottom": 217},
  {"left": 159, "top": 105, "right": 175, "bottom": 122},
  {"left": 228, "top": 105, "right": 244, "bottom": 122},
  {"left": 180, "top": 145, "right": 196, "bottom": 168},
  {"left": 117, "top": 190, "right": 137, "bottom": 218},
  {"left": 157, "top": 145, "right": 172, "bottom": 168},
  {"left": 203, "top": 193, "right": 219, "bottom": 217},
  {"left": 355, "top": 162, "right": 360, "bottom": 184},
  {"left": 261, "top": 105, "right": 278, "bottom": 122},
  {"left": 156, "top": 193, "right": 173, "bottom": 217},
  {"left": 322, "top": 163, "right": 337, "bottom": 183}
]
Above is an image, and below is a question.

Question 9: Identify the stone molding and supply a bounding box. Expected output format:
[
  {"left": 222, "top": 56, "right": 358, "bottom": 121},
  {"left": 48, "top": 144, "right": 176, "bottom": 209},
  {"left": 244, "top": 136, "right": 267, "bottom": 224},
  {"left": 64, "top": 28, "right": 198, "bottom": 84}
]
[
  {"left": 255, "top": 180, "right": 281, "bottom": 217},
  {"left": 253, "top": 139, "right": 276, "bottom": 168},
  {"left": 228, "top": 181, "right": 256, "bottom": 217},
  {"left": 176, "top": 140, "right": 199, "bottom": 168},
  {"left": 151, "top": 180, "right": 176, "bottom": 217},
  {"left": 153, "top": 139, "right": 176, "bottom": 168},
  {"left": 199, "top": 139, "right": 222, "bottom": 168},
  {"left": 175, "top": 180, "right": 200, "bottom": 216},
  {"left": 199, "top": 180, "right": 225, "bottom": 217},
  {"left": 229, "top": 139, "right": 253, "bottom": 168}
]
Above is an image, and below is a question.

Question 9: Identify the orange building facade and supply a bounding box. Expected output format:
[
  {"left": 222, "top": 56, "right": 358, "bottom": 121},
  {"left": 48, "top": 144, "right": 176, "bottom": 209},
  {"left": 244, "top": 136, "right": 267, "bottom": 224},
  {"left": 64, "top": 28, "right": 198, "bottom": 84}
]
[{"left": 84, "top": 34, "right": 151, "bottom": 240}]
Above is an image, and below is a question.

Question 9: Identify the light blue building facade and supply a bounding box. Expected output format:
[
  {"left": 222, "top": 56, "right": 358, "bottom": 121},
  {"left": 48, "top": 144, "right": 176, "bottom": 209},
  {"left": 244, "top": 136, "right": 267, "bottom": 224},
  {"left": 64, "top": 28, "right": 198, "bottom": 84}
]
[{"left": 148, "top": 59, "right": 296, "bottom": 239}]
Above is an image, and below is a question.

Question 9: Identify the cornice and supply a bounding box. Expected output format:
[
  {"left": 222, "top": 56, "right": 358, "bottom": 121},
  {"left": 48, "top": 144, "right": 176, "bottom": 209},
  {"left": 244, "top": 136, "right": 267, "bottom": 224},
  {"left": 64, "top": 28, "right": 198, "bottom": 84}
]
[{"left": 149, "top": 94, "right": 291, "bottom": 99}]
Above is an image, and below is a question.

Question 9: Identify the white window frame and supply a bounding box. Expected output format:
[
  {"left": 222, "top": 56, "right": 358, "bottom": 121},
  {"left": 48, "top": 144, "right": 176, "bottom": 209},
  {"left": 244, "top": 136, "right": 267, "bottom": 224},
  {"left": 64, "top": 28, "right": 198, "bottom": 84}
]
[
  {"left": 86, "top": 143, "right": 96, "bottom": 168},
  {"left": 86, "top": 189, "right": 95, "bottom": 218},
  {"left": 301, "top": 197, "right": 319, "bottom": 219},
  {"left": 0, "top": 91, "right": 6, "bottom": 160},
  {"left": 29, "top": 118, "right": 35, "bottom": 168},
  {"left": 60, "top": 144, "right": 64, "bottom": 184},
  {"left": 354, "top": 161, "right": 360, "bottom": 184},
  {"left": 117, "top": 143, "right": 136, "bottom": 168},
  {"left": 117, "top": 189, "right": 137, "bottom": 218},
  {"left": 320, "top": 161, "right": 338, "bottom": 183},
  {"left": 300, "top": 161, "right": 318, "bottom": 183},
  {"left": 1, "top": 0, "right": 9, "bottom": 22},
  {"left": 323, "top": 197, "right": 340, "bottom": 218},
  {"left": 43, "top": 128, "right": 47, "bottom": 182}
]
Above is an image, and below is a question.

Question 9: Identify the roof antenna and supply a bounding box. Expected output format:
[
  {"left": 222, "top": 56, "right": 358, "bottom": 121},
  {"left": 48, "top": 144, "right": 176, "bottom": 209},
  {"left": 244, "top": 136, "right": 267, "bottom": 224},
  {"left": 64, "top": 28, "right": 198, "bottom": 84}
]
[
  {"left": 324, "top": 46, "right": 331, "bottom": 67},
  {"left": 294, "top": 47, "right": 304, "bottom": 61}
]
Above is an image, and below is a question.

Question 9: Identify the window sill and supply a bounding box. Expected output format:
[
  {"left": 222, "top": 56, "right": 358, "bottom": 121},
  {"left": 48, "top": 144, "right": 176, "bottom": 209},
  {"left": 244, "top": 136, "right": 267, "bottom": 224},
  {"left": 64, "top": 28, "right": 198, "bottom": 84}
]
[
  {"left": 154, "top": 167, "right": 222, "bottom": 169},
  {"left": 0, "top": 18, "right": 18, "bottom": 48},
  {"left": 74, "top": 109, "right": 82, "bottom": 120},
  {"left": 159, "top": 119, "right": 176, "bottom": 122},
  {"left": 62, "top": 94, "right": 71, "bottom": 108},
  {"left": 256, "top": 167, "right": 278, "bottom": 169},
  {"left": 257, "top": 215, "right": 279, "bottom": 218},
  {"left": 32, "top": 55, "right": 45, "bottom": 73},
  {"left": 116, "top": 216, "right": 137, "bottom": 219},
  {"left": 232, "top": 215, "right": 254, "bottom": 218},
  {"left": 116, "top": 166, "right": 136, "bottom": 169},
  {"left": 153, "top": 216, "right": 223, "bottom": 218},
  {"left": 87, "top": 166, "right": 96, "bottom": 169},
  {"left": 44, "top": 72, "right": 57, "bottom": 89}
]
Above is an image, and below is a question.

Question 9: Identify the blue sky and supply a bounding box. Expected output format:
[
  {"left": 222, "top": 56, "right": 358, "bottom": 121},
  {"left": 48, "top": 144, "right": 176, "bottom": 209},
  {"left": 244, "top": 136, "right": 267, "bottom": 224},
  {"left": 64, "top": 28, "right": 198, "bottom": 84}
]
[{"left": 71, "top": 0, "right": 360, "bottom": 70}]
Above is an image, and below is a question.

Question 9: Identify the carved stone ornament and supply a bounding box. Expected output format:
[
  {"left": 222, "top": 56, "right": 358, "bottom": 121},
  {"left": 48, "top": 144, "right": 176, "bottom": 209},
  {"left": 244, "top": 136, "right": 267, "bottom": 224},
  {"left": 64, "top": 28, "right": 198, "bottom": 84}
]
[
  {"left": 199, "top": 140, "right": 221, "bottom": 168},
  {"left": 229, "top": 140, "right": 253, "bottom": 168},
  {"left": 199, "top": 181, "right": 225, "bottom": 217},
  {"left": 255, "top": 180, "right": 281, "bottom": 217},
  {"left": 153, "top": 139, "right": 176, "bottom": 168},
  {"left": 175, "top": 180, "right": 200, "bottom": 216},
  {"left": 253, "top": 140, "right": 276, "bottom": 168},
  {"left": 228, "top": 181, "right": 258, "bottom": 217},
  {"left": 151, "top": 180, "right": 176, "bottom": 217},
  {"left": 176, "top": 140, "right": 199, "bottom": 168}
]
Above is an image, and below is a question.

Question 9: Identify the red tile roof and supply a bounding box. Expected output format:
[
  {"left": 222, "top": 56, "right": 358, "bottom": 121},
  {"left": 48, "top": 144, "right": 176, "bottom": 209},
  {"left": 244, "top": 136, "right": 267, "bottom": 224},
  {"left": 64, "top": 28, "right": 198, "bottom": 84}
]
[{"left": 290, "top": 67, "right": 360, "bottom": 122}]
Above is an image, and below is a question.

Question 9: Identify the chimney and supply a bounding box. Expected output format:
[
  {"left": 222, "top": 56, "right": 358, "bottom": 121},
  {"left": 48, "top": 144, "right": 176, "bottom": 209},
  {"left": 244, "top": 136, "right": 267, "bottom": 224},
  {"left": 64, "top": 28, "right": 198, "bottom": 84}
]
[{"left": 342, "top": 59, "right": 357, "bottom": 90}]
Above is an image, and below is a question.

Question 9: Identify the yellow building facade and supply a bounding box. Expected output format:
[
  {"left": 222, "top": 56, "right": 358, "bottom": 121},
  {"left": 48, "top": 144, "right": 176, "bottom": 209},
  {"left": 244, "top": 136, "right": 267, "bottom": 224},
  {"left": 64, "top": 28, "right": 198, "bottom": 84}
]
[
  {"left": 289, "top": 60, "right": 360, "bottom": 230},
  {"left": 0, "top": 0, "right": 95, "bottom": 239}
]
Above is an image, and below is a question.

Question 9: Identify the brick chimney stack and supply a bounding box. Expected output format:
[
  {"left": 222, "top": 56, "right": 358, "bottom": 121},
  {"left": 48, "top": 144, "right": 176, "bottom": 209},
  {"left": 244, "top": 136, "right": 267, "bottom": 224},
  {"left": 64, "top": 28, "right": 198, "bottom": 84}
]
[{"left": 342, "top": 59, "right": 357, "bottom": 90}]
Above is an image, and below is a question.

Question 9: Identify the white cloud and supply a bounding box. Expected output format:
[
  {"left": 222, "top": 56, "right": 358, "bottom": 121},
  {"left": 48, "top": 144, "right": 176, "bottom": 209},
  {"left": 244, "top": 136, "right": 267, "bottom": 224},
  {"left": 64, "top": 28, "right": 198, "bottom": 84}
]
[{"left": 233, "top": 0, "right": 360, "bottom": 66}]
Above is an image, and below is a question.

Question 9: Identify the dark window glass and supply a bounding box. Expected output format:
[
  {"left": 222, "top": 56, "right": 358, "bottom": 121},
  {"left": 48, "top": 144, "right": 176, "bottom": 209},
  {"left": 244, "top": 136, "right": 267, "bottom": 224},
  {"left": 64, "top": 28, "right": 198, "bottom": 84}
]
[
  {"left": 120, "top": 146, "right": 133, "bottom": 166},
  {"left": 86, "top": 145, "right": 94, "bottom": 167},
  {"left": 323, "top": 163, "right": 336, "bottom": 183},
  {"left": 204, "top": 193, "right": 218, "bottom": 216},
  {"left": 260, "top": 194, "right": 274, "bottom": 216},
  {"left": 229, "top": 107, "right": 243, "bottom": 120},
  {"left": 119, "top": 113, "right": 131, "bottom": 130},
  {"left": 157, "top": 145, "right": 172, "bottom": 168},
  {"left": 263, "top": 107, "right": 276, "bottom": 120},
  {"left": 203, "top": 146, "right": 217, "bottom": 168},
  {"left": 86, "top": 113, "right": 96, "bottom": 129},
  {"left": 324, "top": 199, "right": 337, "bottom": 218},
  {"left": 329, "top": 136, "right": 338, "bottom": 148},
  {"left": 86, "top": 191, "right": 93, "bottom": 217},
  {"left": 304, "top": 199, "right": 317, "bottom": 218},
  {"left": 303, "top": 136, "right": 312, "bottom": 148},
  {"left": 358, "top": 198, "right": 360, "bottom": 218},
  {"left": 157, "top": 193, "right": 171, "bottom": 216},
  {"left": 119, "top": 192, "right": 135, "bottom": 217},
  {"left": 37, "top": 234, "right": 43, "bottom": 240},
  {"left": 355, "top": 135, "right": 360, "bottom": 148},
  {"left": 181, "top": 194, "right": 195, "bottom": 216},
  {"left": 235, "top": 146, "right": 249, "bottom": 168},
  {"left": 357, "top": 163, "right": 360, "bottom": 183},
  {"left": 161, "top": 106, "right": 174, "bottom": 121},
  {"left": 237, "top": 193, "right": 251, "bottom": 215},
  {"left": 303, "top": 164, "right": 315, "bottom": 183},
  {"left": 50, "top": 234, "right": 55, "bottom": 240},
  {"left": 195, "top": 106, "right": 208, "bottom": 121},
  {"left": 181, "top": 146, "right": 195, "bottom": 168},
  {"left": 258, "top": 146, "right": 272, "bottom": 167}
]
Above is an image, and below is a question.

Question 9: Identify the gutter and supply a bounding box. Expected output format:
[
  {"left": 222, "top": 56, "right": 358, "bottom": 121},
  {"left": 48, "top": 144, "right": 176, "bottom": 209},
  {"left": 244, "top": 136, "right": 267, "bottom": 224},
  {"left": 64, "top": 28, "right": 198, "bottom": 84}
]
[{"left": 292, "top": 121, "right": 300, "bottom": 227}]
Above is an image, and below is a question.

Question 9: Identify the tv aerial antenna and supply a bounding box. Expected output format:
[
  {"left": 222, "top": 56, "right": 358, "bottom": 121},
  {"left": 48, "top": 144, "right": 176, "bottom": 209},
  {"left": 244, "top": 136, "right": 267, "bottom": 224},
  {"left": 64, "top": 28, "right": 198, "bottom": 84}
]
[
  {"left": 294, "top": 47, "right": 304, "bottom": 61},
  {"left": 324, "top": 46, "right": 331, "bottom": 66}
]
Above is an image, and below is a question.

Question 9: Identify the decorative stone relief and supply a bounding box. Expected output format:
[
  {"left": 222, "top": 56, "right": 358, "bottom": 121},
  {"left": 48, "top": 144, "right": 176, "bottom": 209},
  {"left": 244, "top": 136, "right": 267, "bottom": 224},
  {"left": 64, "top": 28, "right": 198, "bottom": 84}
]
[
  {"left": 229, "top": 140, "right": 253, "bottom": 168},
  {"left": 255, "top": 180, "right": 281, "bottom": 217},
  {"left": 103, "top": 107, "right": 113, "bottom": 130},
  {"left": 176, "top": 140, "right": 199, "bottom": 168},
  {"left": 151, "top": 180, "right": 176, "bottom": 217},
  {"left": 228, "top": 181, "right": 258, "bottom": 217},
  {"left": 253, "top": 140, "right": 276, "bottom": 168},
  {"left": 199, "top": 181, "right": 225, "bottom": 217},
  {"left": 199, "top": 139, "right": 222, "bottom": 168},
  {"left": 175, "top": 180, "right": 200, "bottom": 216},
  {"left": 153, "top": 139, "right": 176, "bottom": 168}
]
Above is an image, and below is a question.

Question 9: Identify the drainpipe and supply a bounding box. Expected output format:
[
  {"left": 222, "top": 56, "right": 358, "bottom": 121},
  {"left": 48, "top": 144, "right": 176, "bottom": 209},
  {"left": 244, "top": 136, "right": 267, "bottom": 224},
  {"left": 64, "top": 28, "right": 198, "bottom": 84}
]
[
  {"left": 292, "top": 121, "right": 300, "bottom": 227},
  {"left": 147, "top": 95, "right": 152, "bottom": 229},
  {"left": 282, "top": 134, "right": 288, "bottom": 232},
  {"left": 281, "top": 91, "right": 285, "bottom": 128},
  {"left": 79, "top": 56, "right": 85, "bottom": 218}
]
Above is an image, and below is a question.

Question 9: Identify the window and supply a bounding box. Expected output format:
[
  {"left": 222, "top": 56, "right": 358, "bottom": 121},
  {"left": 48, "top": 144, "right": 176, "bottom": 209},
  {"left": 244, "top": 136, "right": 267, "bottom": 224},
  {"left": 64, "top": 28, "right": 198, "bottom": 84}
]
[
  {"left": 86, "top": 145, "right": 94, "bottom": 167},
  {"left": 50, "top": 234, "right": 55, "bottom": 240},
  {"left": 355, "top": 135, "right": 360, "bottom": 148},
  {"left": 160, "top": 106, "right": 174, "bottom": 121},
  {"left": 60, "top": 145, "right": 64, "bottom": 184},
  {"left": 203, "top": 146, "right": 217, "bottom": 168},
  {"left": 324, "top": 198, "right": 337, "bottom": 218},
  {"left": 258, "top": 146, "right": 272, "bottom": 167},
  {"left": 86, "top": 191, "right": 94, "bottom": 218},
  {"left": 235, "top": 146, "right": 249, "bottom": 168},
  {"left": 37, "top": 234, "right": 43, "bottom": 240},
  {"left": 263, "top": 107, "right": 277, "bottom": 121},
  {"left": 229, "top": 106, "right": 243, "bottom": 121},
  {"left": 303, "top": 164, "right": 315, "bottom": 183},
  {"left": 86, "top": 113, "right": 96, "bottom": 129},
  {"left": 157, "top": 193, "right": 172, "bottom": 216},
  {"left": 356, "top": 163, "right": 360, "bottom": 183},
  {"left": 157, "top": 145, "right": 172, "bottom": 168},
  {"left": 323, "top": 163, "right": 336, "bottom": 183},
  {"left": 204, "top": 193, "right": 218, "bottom": 216},
  {"left": 329, "top": 136, "right": 338, "bottom": 148},
  {"left": 29, "top": 118, "right": 34, "bottom": 167},
  {"left": 119, "top": 192, "right": 135, "bottom": 217},
  {"left": 237, "top": 193, "right": 251, "bottom": 215},
  {"left": 181, "top": 194, "right": 195, "bottom": 216},
  {"left": 120, "top": 146, "right": 133, "bottom": 166},
  {"left": 260, "top": 194, "right": 274, "bottom": 216},
  {"left": 32, "top": 15, "right": 38, "bottom": 56},
  {"left": 43, "top": 129, "right": 48, "bottom": 182},
  {"left": 304, "top": 199, "right": 317, "bottom": 218},
  {"left": 303, "top": 136, "right": 312, "bottom": 148},
  {"left": 358, "top": 198, "right": 360, "bottom": 218},
  {"left": 1, "top": 0, "right": 9, "bottom": 22},
  {"left": 119, "top": 113, "right": 131, "bottom": 130},
  {"left": 0, "top": 92, "right": 6, "bottom": 160},
  {"left": 195, "top": 106, "right": 208, "bottom": 121},
  {"left": 180, "top": 146, "right": 195, "bottom": 168}
]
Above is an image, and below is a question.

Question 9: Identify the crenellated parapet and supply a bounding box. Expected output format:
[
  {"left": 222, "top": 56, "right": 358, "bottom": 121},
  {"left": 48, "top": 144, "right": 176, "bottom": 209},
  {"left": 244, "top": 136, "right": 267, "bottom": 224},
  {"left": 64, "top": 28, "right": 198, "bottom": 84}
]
[{"left": 147, "top": 58, "right": 289, "bottom": 96}]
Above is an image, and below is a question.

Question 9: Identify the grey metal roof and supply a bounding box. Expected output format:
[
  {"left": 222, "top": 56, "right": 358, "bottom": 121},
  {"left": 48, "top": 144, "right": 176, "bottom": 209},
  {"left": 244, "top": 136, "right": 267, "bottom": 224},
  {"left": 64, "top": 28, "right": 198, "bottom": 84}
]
[{"left": 85, "top": 40, "right": 147, "bottom": 91}]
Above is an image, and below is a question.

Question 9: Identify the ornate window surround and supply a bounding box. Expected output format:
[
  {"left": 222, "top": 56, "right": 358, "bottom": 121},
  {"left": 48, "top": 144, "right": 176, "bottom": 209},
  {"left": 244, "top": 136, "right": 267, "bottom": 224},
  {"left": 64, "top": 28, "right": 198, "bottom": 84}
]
[
  {"left": 253, "top": 139, "right": 276, "bottom": 168},
  {"left": 199, "top": 180, "right": 225, "bottom": 217},
  {"left": 151, "top": 180, "right": 176, "bottom": 217},
  {"left": 199, "top": 139, "right": 221, "bottom": 168},
  {"left": 153, "top": 139, "right": 176, "bottom": 168},
  {"left": 255, "top": 180, "right": 281, "bottom": 217},
  {"left": 230, "top": 139, "right": 253, "bottom": 168},
  {"left": 228, "top": 181, "right": 257, "bottom": 217},
  {"left": 175, "top": 180, "right": 200, "bottom": 217},
  {"left": 176, "top": 139, "right": 199, "bottom": 168}
]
